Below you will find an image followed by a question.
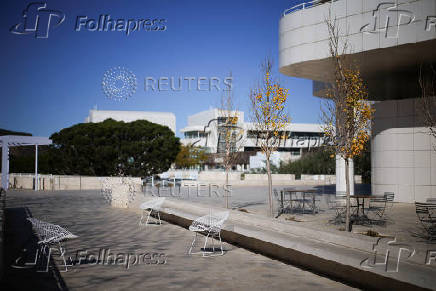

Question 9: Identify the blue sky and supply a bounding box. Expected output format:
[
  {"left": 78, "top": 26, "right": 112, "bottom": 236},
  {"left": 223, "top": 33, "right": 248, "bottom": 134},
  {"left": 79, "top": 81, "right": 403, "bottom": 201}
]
[{"left": 1, "top": 0, "right": 322, "bottom": 138}]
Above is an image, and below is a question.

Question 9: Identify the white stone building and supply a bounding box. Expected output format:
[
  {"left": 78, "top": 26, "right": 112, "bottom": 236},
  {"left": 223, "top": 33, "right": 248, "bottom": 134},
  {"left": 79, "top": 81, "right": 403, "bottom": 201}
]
[
  {"left": 279, "top": 0, "right": 436, "bottom": 202},
  {"left": 85, "top": 109, "right": 176, "bottom": 133},
  {"left": 180, "top": 108, "right": 325, "bottom": 167}
]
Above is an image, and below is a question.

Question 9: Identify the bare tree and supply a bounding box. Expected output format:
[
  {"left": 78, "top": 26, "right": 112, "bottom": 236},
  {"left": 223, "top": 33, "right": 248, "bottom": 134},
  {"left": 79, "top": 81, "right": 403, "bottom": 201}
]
[
  {"left": 218, "top": 72, "right": 245, "bottom": 208},
  {"left": 419, "top": 64, "right": 436, "bottom": 150},
  {"left": 250, "top": 58, "right": 290, "bottom": 217},
  {"left": 321, "top": 17, "right": 374, "bottom": 231}
]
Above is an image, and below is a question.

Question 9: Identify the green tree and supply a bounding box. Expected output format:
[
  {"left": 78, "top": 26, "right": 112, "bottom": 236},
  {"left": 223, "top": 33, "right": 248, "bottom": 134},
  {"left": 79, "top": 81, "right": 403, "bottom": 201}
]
[
  {"left": 279, "top": 147, "right": 335, "bottom": 178},
  {"left": 321, "top": 17, "right": 374, "bottom": 231},
  {"left": 175, "top": 144, "right": 208, "bottom": 169},
  {"left": 0, "top": 128, "right": 32, "bottom": 136},
  {"left": 46, "top": 119, "right": 180, "bottom": 176},
  {"left": 249, "top": 58, "right": 290, "bottom": 217}
]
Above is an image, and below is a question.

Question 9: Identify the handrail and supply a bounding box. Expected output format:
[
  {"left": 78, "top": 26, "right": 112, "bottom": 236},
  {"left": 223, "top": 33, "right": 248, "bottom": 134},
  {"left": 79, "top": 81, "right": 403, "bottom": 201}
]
[{"left": 282, "top": 0, "right": 334, "bottom": 17}]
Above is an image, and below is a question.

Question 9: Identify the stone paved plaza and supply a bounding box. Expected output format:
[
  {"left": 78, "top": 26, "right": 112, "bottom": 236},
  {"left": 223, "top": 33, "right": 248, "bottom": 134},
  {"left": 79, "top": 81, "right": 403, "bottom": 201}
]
[{"left": 3, "top": 190, "right": 356, "bottom": 290}]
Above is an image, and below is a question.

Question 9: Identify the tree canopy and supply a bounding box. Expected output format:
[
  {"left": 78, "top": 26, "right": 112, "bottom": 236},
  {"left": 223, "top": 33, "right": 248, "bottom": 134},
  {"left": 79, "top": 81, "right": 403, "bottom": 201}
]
[
  {"left": 174, "top": 144, "right": 207, "bottom": 169},
  {"left": 278, "top": 148, "right": 335, "bottom": 178},
  {"left": 0, "top": 128, "right": 32, "bottom": 136},
  {"left": 46, "top": 119, "right": 180, "bottom": 177}
]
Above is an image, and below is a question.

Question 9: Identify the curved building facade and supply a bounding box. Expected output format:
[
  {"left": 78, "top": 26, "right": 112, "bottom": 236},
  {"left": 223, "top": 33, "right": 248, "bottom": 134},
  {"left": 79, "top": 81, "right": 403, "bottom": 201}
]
[{"left": 279, "top": 0, "right": 436, "bottom": 202}]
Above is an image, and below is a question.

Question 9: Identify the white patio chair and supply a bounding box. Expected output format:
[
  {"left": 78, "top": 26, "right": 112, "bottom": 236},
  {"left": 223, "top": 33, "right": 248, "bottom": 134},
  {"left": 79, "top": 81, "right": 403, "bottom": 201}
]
[
  {"left": 139, "top": 197, "right": 166, "bottom": 226},
  {"left": 27, "top": 217, "right": 78, "bottom": 272},
  {"left": 188, "top": 210, "right": 229, "bottom": 257}
]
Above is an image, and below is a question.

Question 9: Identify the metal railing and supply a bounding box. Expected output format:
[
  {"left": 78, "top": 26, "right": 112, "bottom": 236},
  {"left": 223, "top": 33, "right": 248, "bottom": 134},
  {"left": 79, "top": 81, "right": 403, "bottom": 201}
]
[{"left": 282, "top": 0, "right": 334, "bottom": 17}]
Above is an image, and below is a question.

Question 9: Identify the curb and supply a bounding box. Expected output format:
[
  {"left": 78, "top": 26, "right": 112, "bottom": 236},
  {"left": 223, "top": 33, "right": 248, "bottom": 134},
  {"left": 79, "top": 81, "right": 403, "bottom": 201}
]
[{"left": 158, "top": 210, "right": 431, "bottom": 291}]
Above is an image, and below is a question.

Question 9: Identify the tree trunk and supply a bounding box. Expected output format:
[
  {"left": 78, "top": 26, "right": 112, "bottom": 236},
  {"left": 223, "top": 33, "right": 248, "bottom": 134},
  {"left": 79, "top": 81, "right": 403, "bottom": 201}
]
[
  {"left": 225, "top": 170, "right": 229, "bottom": 209},
  {"left": 266, "top": 158, "right": 273, "bottom": 217},
  {"left": 345, "top": 158, "right": 351, "bottom": 232}
]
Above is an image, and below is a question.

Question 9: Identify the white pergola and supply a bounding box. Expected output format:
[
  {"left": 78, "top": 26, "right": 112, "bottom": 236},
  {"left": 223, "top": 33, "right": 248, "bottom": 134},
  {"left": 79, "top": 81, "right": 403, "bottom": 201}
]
[{"left": 0, "top": 135, "right": 52, "bottom": 190}]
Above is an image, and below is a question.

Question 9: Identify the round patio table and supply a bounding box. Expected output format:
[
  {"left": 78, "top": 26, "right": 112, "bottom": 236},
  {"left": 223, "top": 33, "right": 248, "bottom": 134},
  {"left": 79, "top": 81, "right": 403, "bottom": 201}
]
[
  {"left": 350, "top": 194, "right": 382, "bottom": 224},
  {"left": 282, "top": 188, "right": 319, "bottom": 214}
]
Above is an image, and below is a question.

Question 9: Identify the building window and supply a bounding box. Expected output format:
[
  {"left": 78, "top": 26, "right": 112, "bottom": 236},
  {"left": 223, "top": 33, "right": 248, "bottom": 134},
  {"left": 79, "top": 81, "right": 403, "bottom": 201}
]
[
  {"left": 217, "top": 117, "right": 228, "bottom": 125},
  {"left": 184, "top": 131, "right": 205, "bottom": 139},
  {"left": 247, "top": 130, "right": 258, "bottom": 138},
  {"left": 290, "top": 132, "right": 322, "bottom": 139}
]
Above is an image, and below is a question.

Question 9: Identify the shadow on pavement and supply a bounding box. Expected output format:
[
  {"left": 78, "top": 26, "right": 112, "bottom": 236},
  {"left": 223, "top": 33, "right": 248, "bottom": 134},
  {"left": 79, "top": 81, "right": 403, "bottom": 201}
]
[
  {"left": 314, "top": 184, "right": 371, "bottom": 195},
  {"left": 1, "top": 207, "right": 68, "bottom": 291}
]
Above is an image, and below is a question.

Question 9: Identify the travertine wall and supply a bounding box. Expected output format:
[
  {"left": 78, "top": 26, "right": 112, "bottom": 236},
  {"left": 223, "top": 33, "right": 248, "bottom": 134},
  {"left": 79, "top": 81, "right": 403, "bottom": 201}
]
[
  {"left": 371, "top": 98, "right": 436, "bottom": 202},
  {"left": 197, "top": 173, "right": 360, "bottom": 186},
  {"left": 3, "top": 174, "right": 141, "bottom": 191},
  {"left": 198, "top": 172, "right": 241, "bottom": 182}
]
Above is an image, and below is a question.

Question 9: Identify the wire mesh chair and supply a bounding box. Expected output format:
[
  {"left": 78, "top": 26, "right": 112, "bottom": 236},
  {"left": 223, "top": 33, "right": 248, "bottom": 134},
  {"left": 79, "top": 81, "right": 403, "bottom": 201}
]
[
  {"left": 330, "top": 193, "right": 347, "bottom": 224},
  {"left": 27, "top": 218, "right": 78, "bottom": 272},
  {"left": 367, "top": 192, "right": 395, "bottom": 224},
  {"left": 188, "top": 210, "right": 229, "bottom": 257},
  {"left": 274, "top": 189, "right": 284, "bottom": 217},
  {"left": 415, "top": 202, "right": 436, "bottom": 241},
  {"left": 292, "top": 191, "right": 311, "bottom": 212},
  {"left": 139, "top": 197, "right": 166, "bottom": 226}
]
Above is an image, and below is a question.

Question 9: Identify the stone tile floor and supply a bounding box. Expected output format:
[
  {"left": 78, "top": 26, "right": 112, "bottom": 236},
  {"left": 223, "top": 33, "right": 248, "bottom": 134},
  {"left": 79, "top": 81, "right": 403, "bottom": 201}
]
[{"left": 3, "top": 190, "right": 356, "bottom": 291}]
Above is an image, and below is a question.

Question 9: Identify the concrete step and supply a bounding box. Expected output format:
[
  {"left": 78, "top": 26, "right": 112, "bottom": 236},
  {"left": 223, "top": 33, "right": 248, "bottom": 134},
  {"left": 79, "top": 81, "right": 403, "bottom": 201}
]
[{"left": 132, "top": 197, "right": 435, "bottom": 290}]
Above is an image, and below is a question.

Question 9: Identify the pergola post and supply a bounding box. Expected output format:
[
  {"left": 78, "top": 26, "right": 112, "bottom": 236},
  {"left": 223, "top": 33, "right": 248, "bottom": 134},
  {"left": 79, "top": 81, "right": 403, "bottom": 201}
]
[
  {"left": 0, "top": 136, "right": 51, "bottom": 191},
  {"left": 1, "top": 140, "right": 9, "bottom": 190},
  {"left": 35, "top": 144, "right": 38, "bottom": 191}
]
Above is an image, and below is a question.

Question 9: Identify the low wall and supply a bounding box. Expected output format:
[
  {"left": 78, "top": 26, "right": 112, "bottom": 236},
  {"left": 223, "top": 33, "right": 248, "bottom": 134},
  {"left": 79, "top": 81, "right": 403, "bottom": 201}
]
[
  {"left": 5, "top": 174, "right": 141, "bottom": 191},
  {"left": 198, "top": 172, "right": 241, "bottom": 182},
  {"left": 241, "top": 174, "right": 296, "bottom": 185},
  {"left": 1, "top": 173, "right": 362, "bottom": 188},
  {"left": 197, "top": 172, "right": 361, "bottom": 186}
]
